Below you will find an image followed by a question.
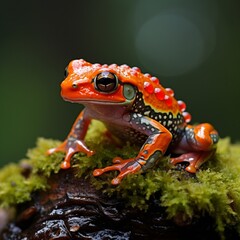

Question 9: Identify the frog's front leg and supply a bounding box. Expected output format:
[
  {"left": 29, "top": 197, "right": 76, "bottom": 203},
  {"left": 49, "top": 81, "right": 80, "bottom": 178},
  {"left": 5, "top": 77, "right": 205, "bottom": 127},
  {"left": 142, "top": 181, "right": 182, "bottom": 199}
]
[
  {"left": 171, "top": 123, "right": 219, "bottom": 173},
  {"left": 47, "top": 110, "right": 94, "bottom": 169},
  {"left": 93, "top": 113, "right": 172, "bottom": 185}
]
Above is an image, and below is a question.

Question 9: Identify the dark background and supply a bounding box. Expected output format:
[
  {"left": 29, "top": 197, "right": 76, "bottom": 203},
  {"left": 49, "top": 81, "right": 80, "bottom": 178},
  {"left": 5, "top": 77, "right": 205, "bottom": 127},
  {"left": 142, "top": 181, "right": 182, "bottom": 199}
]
[{"left": 0, "top": 0, "right": 239, "bottom": 166}]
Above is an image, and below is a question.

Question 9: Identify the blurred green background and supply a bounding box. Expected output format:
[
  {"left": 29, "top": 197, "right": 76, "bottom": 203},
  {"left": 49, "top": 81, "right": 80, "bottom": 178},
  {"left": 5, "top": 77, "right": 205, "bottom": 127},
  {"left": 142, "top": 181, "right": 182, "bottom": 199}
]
[{"left": 0, "top": 0, "right": 239, "bottom": 166}]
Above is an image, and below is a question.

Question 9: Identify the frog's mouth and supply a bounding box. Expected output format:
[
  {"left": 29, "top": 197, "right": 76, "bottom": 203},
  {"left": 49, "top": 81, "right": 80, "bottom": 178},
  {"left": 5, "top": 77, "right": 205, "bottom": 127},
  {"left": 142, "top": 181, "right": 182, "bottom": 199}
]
[{"left": 63, "top": 97, "right": 131, "bottom": 106}]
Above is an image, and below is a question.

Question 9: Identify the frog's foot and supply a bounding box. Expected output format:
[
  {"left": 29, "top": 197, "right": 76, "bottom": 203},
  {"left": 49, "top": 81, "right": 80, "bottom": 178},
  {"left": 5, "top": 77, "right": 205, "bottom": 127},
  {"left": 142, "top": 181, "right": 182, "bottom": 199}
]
[
  {"left": 171, "top": 123, "right": 218, "bottom": 173},
  {"left": 93, "top": 157, "right": 142, "bottom": 185},
  {"left": 47, "top": 138, "right": 94, "bottom": 169},
  {"left": 171, "top": 151, "right": 214, "bottom": 173}
]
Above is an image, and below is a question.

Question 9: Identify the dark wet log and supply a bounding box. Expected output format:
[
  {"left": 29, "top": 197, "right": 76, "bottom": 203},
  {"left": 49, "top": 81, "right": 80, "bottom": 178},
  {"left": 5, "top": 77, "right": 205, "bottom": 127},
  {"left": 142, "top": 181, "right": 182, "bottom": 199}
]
[{"left": 0, "top": 169, "right": 234, "bottom": 240}]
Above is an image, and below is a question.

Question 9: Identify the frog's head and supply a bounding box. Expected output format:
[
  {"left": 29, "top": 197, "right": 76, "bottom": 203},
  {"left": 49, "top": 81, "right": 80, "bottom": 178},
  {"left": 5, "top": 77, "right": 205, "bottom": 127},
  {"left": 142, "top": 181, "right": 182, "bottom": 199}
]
[{"left": 61, "top": 59, "right": 137, "bottom": 105}]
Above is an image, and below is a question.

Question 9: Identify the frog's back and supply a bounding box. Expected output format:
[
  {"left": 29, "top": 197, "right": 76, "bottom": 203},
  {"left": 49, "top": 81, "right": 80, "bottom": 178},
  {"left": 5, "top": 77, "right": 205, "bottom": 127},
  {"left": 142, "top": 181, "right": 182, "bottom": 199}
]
[
  {"left": 131, "top": 91, "right": 185, "bottom": 143},
  {"left": 109, "top": 64, "right": 190, "bottom": 143}
]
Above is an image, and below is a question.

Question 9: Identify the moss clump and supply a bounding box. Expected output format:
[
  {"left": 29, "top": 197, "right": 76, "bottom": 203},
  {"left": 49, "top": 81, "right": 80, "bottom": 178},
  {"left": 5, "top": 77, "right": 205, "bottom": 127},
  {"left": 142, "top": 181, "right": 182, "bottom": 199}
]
[
  {"left": 26, "top": 138, "right": 63, "bottom": 176},
  {"left": 0, "top": 164, "right": 47, "bottom": 208},
  {"left": 0, "top": 120, "right": 240, "bottom": 237}
]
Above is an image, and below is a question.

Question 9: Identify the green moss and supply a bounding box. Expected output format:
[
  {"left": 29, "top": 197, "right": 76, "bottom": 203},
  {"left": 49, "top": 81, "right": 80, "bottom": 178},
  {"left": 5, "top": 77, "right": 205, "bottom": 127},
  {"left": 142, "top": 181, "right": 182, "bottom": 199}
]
[
  {"left": 26, "top": 138, "right": 63, "bottom": 176},
  {"left": 0, "top": 120, "right": 240, "bottom": 237},
  {"left": 0, "top": 138, "right": 62, "bottom": 208},
  {"left": 0, "top": 164, "right": 47, "bottom": 208}
]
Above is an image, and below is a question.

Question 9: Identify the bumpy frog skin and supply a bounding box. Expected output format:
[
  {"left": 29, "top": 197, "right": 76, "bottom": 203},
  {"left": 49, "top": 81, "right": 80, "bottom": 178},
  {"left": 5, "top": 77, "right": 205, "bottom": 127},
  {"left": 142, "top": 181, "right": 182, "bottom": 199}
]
[{"left": 48, "top": 59, "right": 219, "bottom": 185}]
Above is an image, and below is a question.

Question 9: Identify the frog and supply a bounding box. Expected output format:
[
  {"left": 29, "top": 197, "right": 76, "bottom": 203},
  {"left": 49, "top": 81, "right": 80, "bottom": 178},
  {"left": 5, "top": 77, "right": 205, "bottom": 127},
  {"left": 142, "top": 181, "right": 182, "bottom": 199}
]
[{"left": 48, "top": 59, "right": 219, "bottom": 185}]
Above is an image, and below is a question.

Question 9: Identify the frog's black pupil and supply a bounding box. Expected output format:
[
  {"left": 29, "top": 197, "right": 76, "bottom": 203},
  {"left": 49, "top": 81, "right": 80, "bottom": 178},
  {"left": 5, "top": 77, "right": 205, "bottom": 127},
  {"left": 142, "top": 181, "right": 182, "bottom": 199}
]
[{"left": 95, "top": 72, "right": 118, "bottom": 93}]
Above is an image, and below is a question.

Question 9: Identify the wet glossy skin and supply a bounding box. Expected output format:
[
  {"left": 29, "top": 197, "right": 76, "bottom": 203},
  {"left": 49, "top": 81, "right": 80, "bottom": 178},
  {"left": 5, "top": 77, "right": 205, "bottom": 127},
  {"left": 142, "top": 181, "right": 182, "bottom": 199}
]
[{"left": 48, "top": 59, "right": 219, "bottom": 185}]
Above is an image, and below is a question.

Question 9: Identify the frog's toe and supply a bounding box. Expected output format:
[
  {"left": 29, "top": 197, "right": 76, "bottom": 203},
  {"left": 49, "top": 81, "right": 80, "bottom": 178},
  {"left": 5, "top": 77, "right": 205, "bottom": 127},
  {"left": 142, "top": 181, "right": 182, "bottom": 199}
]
[
  {"left": 92, "top": 168, "right": 105, "bottom": 176},
  {"left": 46, "top": 147, "right": 62, "bottom": 156},
  {"left": 112, "top": 157, "right": 123, "bottom": 164},
  {"left": 111, "top": 163, "right": 141, "bottom": 185},
  {"left": 46, "top": 148, "right": 54, "bottom": 155},
  {"left": 111, "top": 177, "right": 121, "bottom": 185},
  {"left": 185, "top": 164, "right": 197, "bottom": 173},
  {"left": 93, "top": 163, "right": 123, "bottom": 177},
  {"left": 93, "top": 157, "right": 142, "bottom": 185},
  {"left": 112, "top": 157, "right": 134, "bottom": 164},
  {"left": 60, "top": 161, "right": 71, "bottom": 169}
]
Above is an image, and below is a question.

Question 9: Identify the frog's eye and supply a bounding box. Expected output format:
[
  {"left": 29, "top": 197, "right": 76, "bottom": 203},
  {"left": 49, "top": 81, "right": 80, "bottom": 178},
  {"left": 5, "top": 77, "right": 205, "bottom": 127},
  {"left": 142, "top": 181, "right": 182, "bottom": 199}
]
[
  {"left": 94, "top": 71, "right": 118, "bottom": 93},
  {"left": 64, "top": 67, "right": 69, "bottom": 78}
]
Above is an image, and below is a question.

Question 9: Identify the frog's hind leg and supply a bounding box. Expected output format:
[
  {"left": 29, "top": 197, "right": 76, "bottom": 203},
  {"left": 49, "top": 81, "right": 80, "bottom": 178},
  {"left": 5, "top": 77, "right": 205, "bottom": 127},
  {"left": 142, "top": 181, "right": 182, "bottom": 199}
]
[{"left": 171, "top": 123, "right": 219, "bottom": 173}]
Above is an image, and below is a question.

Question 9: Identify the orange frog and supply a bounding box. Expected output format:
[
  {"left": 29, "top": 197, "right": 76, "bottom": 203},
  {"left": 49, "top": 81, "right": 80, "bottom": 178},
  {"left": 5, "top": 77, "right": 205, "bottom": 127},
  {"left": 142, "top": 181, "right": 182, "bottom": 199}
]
[{"left": 48, "top": 59, "right": 219, "bottom": 185}]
